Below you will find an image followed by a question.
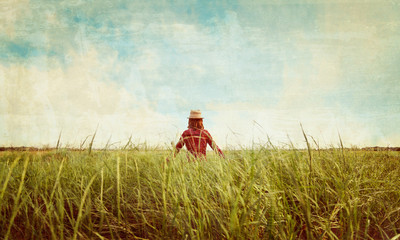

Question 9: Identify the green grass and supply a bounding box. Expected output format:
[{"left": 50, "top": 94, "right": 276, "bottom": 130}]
[{"left": 0, "top": 147, "right": 400, "bottom": 239}]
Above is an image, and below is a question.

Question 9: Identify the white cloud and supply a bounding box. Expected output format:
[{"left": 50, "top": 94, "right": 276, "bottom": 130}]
[
  {"left": 0, "top": 48, "right": 176, "bottom": 148},
  {"left": 206, "top": 102, "right": 382, "bottom": 149},
  {"left": 0, "top": 0, "right": 30, "bottom": 37}
]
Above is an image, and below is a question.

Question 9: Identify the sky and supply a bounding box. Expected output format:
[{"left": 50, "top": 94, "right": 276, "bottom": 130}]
[{"left": 1, "top": 0, "right": 399, "bottom": 149}]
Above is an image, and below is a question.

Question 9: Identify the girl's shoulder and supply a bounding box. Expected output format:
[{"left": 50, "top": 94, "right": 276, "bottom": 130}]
[
  {"left": 183, "top": 128, "right": 197, "bottom": 135},
  {"left": 184, "top": 128, "right": 208, "bottom": 135},
  {"left": 198, "top": 129, "right": 209, "bottom": 134},
  {"left": 201, "top": 129, "right": 211, "bottom": 137}
]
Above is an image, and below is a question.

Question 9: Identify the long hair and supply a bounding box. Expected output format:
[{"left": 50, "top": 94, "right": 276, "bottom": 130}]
[{"left": 188, "top": 118, "right": 204, "bottom": 130}]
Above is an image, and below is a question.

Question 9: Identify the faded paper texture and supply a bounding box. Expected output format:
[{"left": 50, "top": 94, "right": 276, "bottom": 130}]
[{"left": 1, "top": 0, "right": 399, "bottom": 148}]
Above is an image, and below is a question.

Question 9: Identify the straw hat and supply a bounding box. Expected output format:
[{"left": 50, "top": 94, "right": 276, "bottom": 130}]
[{"left": 188, "top": 110, "right": 203, "bottom": 119}]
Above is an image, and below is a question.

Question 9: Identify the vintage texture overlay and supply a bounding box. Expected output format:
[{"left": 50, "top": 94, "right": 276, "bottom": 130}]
[{"left": 1, "top": 0, "right": 399, "bottom": 148}]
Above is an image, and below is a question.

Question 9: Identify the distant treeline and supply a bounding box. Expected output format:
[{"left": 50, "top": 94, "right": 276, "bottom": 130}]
[
  {"left": 0, "top": 146, "right": 160, "bottom": 152},
  {"left": 361, "top": 146, "right": 400, "bottom": 151},
  {"left": 1, "top": 146, "right": 400, "bottom": 152},
  {"left": 0, "top": 147, "right": 78, "bottom": 152}
]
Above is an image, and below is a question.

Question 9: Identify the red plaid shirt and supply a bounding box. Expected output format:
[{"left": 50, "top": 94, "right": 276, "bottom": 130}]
[{"left": 175, "top": 128, "right": 225, "bottom": 159}]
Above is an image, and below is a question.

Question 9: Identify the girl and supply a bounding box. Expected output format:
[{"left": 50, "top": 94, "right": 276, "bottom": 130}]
[{"left": 170, "top": 110, "right": 225, "bottom": 160}]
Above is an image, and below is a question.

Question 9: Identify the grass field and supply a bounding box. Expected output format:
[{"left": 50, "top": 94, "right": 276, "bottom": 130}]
[{"left": 0, "top": 146, "right": 400, "bottom": 239}]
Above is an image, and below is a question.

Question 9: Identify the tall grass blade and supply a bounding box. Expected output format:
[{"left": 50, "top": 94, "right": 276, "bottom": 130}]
[
  {"left": 116, "top": 157, "right": 121, "bottom": 223},
  {"left": 300, "top": 123, "right": 312, "bottom": 173},
  {"left": 72, "top": 174, "right": 97, "bottom": 240},
  {"left": 0, "top": 157, "right": 20, "bottom": 203},
  {"left": 338, "top": 132, "right": 346, "bottom": 169},
  {"left": 56, "top": 130, "right": 62, "bottom": 150},
  {"left": 80, "top": 135, "right": 90, "bottom": 150},
  {"left": 88, "top": 126, "right": 98, "bottom": 155},
  {"left": 123, "top": 135, "right": 133, "bottom": 150},
  {"left": 4, "top": 157, "right": 29, "bottom": 240}
]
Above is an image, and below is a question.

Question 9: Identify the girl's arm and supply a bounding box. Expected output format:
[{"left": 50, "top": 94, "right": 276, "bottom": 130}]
[
  {"left": 205, "top": 131, "right": 225, "bottom": 158},
  {"left": 167, "top": 133, "right": 185, "bottom": 162}
]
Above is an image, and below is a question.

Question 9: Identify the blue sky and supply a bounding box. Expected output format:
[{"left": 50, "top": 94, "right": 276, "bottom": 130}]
[{"left": 1, "top": 0, "right": 399, "bottom": 148}]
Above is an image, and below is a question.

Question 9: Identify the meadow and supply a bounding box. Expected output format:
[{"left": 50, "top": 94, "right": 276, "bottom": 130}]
[{"left": 0, "top": 145, "right": 399, "bottom": 239}]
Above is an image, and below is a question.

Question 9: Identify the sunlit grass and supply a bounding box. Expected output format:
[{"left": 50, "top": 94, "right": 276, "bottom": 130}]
[{"left": 0, "top": 146, "right": 399, "bottom": 239}]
